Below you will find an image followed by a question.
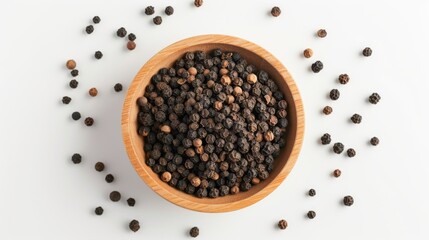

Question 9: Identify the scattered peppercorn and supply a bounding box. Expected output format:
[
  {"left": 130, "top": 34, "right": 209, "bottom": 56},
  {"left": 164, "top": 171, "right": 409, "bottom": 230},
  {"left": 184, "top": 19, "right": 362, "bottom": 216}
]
[
  {"left": 127, "top": 198, "right": 136, "bottom": 207},
  {"left": 333, "top": 169, "right": 341, "bottom": 178},
  {"left": 343, "top": 195, "right": 354, "bottom": 206},
  {"left": 321, "top": 133, "right": 331, "bottom": 145},
  {"left": 72, "top": 111, "right": 81, "bottom": 121},
  {"left": 89, "top": 87, "right": 98, "bottom": 97},
  {"left": 109, "top": 191, "right": 121, "bottom": 202},
  {"left": 153, "top": 16, "right": 162, "bottom": 25},
  {"left": 92, "top": 16, "right": 100, "bottom": 24},
  {"left": 69, "top": 79, "right": 79, "bottom": 89},
  {"left": 347, "top": 148, "right": 356, "bottom": 157},
  {"left": 333, "top": 142, "right": 344, "bottom": 154},
  {"left": 105, "top": 174, "right": 114, "bottom": 183},
  {"left": 62, "top": 96, "right": 71, "bottom": 104},
  {"left": 362, "top": 47, "right": 372, "bottom": 57},
  {"left": 307, "top": 210, "right": 316, "bottom": 219},
  {"left": 114, "top": 83, "right": 123, "bottom": 92},
  {"left": 303, "top": 48, "right": 313, "bottom": 58},
  {"left": 165, "top": 6, "right": 174, "bottom": 16},
  {"left": 116, "top": 27, "right": 127, "bottom": 38},
  {"left": 94, "top": 206, "right": 103, "bottom": 215},
  {"left": 84, "top": 117, "right": 94, "bottom": 126},
  {"left": 194, "top": 0, "right": 203, "bottom": 7},
  {"left": 70, "top": 69, "right": 79, "bottom": 77},
  {"left": 369, "top": 93, "right": 381, "bottom": 104},
  {"left": 66, "top": 59, "right": 76, "bottom": 70},
  {"left": 94, "top": 51, "right": 103, "bottom": 59},
  {"left": 278, "top": 219, "right": 288, "bottom": 230},
  {"left": 370, "top": 137, "right": 379, "bottom": 146},
  {"left": 190, "top": 227, "right": 199, "bottom": 238},
  {"left": 129, "top": 219, "right": 140, "bottom": 232},
  {"left": 85, "top": 25, "right": 94, "bottom": 34},
  {"left": 128, "top": 33, "right": 136, "bottom": 41},
  {"left": 330, "top": 89, "right": 340, "bottom": 100},
  {"left": 323, "top": 106, "right": 332, "bottom": 115},
  {"left": 351, "top": 114, "right": 362, "bottom": 124},
  {"left": 271, "top": 7, "right": 281, "bottom": 17},
  {"left": 311, "top": 60, "right": 323, "bottom": 73},
  {"left": 95, "top": 162, "right": 105, "bottom": 172},
  {"left": 71, "top": 153, "right": 82, "bottom": 164},
  {"left": 127, "top": 41, "right": 136, "bottom": 50},
  {"left": 338, "top": 74, "right": 349, "bottom": 84},
  {"left": 308, "top": 189, "right": 316, "bottom": 197},
  {"left": 317, "top": 29, "right": 327, "bottom": 38},
  {"left": 145, "top": 6, "right": 155, "bottom": 15}
]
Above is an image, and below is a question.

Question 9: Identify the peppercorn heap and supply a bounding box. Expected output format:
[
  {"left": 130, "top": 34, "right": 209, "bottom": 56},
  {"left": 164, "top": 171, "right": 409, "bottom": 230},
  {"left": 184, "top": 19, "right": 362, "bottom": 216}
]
[{"left": 137, "top": 49, "right": 288, "bottom": 198}]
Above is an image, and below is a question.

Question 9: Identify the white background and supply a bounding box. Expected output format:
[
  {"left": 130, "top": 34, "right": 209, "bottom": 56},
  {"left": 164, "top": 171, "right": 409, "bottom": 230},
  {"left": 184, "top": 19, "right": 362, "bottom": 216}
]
[{"left": 1, "top": 0, "right": 428, "bottom": 239}]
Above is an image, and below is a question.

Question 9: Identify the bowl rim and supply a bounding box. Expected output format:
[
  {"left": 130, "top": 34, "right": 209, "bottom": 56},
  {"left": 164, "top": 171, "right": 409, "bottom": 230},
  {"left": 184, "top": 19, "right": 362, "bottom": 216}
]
[{"left": 121, "top": 34, "right": 304, "bottom": 212}]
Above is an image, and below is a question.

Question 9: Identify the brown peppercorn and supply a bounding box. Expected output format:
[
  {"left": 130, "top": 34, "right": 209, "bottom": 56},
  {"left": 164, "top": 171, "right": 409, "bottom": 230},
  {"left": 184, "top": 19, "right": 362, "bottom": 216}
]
[
  {"left": 351, "top": 114, "right": 362, "bottom": 124},
  {"left": 153, "top": 16, "right": 162, "bottom": 25},
  {"left": 271, "top": 6, "right": 281, "bottom": 17},
  {"left": 233, "top": 86, "right": 243, "bottom": 96},
  {"left": 194, "top": 0, "right": 203, "bottom": 7},
  {"left": 188, "top": 67, "right": 197, "bottom": 76},
  {"left": 317, "top": 29, "right": 327, "bottom": 38},
  {"left": 160, "top": 125, "right": 171, "bottom": 133},
  {"left": 66, "top": 59, "right": 76, "bottom": 70},
  {"left": 221, "top": 75, "right": 231, "bottom": 85},
  {"left": 201, "top": 153, "right": 209, "bottom": 162},
  {"left": 109, "top": 191, "right": 121, "bottom": 202},
  {"left": 214, "top": 101, "right": 223, "bottom": 111},
  {"left": 264, "top": 131, "right": 274, "bottom": 142},
  {"left": 196, "top": 146, "right": 204, "bottom": 154},
  {"left": 303, "top": 48, "right": 313, "bottom": 58},
  {"left": 370, "top": 137, "right": 379, "bottom": 146},
  {"left": 129, "top": 219, "right": 140, "bottom": 232},
  {"left": 193, "top": 138, "right": 202, "bottom": 147},
  {"left": 347, "top": 148, "right": 356, "bottom": 157},
  {"left": 323, "top": 106, "right": 332, "bottom": 115},
  {"left": 226, "top": 95, "right": 235, "bottom": 104},
  {"left": 89, "top": 87, "right": 98, "bottom": 97},
  {"left": 307, "top": 210, "right": 316, "bottom": 219},
  {"left": 219, "top": 68, "right": 229, "bottom": 76},
  {"left": 161, "top": 172, "right": 172, "bottom": 182},
  {"left": 84, "top": 117, "right": 94, "bottom": 126},
  {"left": 230, "top": 185, "right": 240, "bottom": 194},
  {"left": 95, "top": 162, "right": 105, "bottom": 172},
  {"left": 190, "top": 177, "right": 201, "bottom": 187},
  {"left": 189, "top": 226, "right": 199, "bottom": 238},
  {"left": 338, "top": 74, "right": 350, "bottom": 84},
  {"left": 251, "top": 178, "right": 260, "bottom": 185},
  {"left": 343, "top": 195, "right": 354, "bottom": 206},
  {"left": 278, "top": 219, "right": 288, "bottom": 230},
  {"left": 246, "top": 73, "right": 257, "bottom": 84},
  {"left": 333, "top": 169, "right": 342, "bottom": 178},
  {"left": 127, "top": 41, "right": 136, "bottom": 50}
]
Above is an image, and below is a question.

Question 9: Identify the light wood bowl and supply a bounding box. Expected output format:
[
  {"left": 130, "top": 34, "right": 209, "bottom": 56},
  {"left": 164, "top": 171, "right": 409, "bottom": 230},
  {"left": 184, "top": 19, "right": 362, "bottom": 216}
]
[{"left": 122, "top": 35, "right": 304, "bottom": 213}]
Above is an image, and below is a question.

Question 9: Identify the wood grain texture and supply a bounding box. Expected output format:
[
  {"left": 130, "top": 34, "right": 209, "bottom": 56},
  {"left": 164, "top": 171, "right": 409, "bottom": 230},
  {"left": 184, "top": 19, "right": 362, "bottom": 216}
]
[{"left": 121, "top": 35, "right": 304, "bottom": 213}]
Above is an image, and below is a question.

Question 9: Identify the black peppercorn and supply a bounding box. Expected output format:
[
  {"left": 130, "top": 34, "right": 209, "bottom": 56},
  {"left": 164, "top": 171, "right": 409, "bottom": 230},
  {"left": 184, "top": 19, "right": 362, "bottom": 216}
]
[
  {"left": 114, "top": 83, "right": 123, "bottom": 92},
  {"left": 85, "top": 25, "right": 94, "bottom": 34},
  {"left": 70, "top": 69, "right": 79, "bottom": 77},
  {"left": 307, "top": 210, "right": 316, "bottom": 219},
  {"left": 127, "top": 198, "right": 136, "bottom": 207},
  {"left": 370, "top": 137, "right": 379, "bottom": 146},
  {"left": 62, "top": 96, "right": 71, "bottom": 104},
  {"left": 317, "top": 29, "right": 327, "bottom": 38},
  {"left": 278, "top": 219, "right": 288, "bottom": 230},
  {"left": 333, "top": 169, "right": 341, "bottom": 177},
  {"left": 363, "top": 47, "right": 372, "bottom": 57},
  {"left": 338, "top": 74, "right": 349, "bottom": 84},
  {"left": 128, "top": 33, "right": 136, "bottom": 41},
  {"left": 369, "top": 93, "right": 381, "bottom": 104},
  {"left": 271, "top": 7, "right": 281, "bottom": 17},
  {"left": 95, "top": 162, "right": 105, "bottom": 172},
  {"left": 109, "top": 191, "right": 121, "bottom": 202},
  {"left": 343, "top": 195, "right": 354, "bottom": 206},
  {"left": 321, "top": 133, "right": 331, "bottom": 145},
  {"left": 330, "top": 89, "right": 340, "bottom": 100},
  {"left": 94, "top": 206, "right": 103, "bottom": 215},
  {"left": 69, "top": 79, "right": 78, "bottom": 89},
  {"left": 153, "top": 16, "right": 162, "bottom": 25},
  {"left": 347, "top": 148, "right": 356, "bottom": 157},
  {"left": 71, "top": 153, "right": 82, "bottom": 164},
  {"left": 351, "top": 114, "right": 362, "bottom": 124},
  {"left": 105, "top": 174, "right": 114, "bottom": 183},
  {"left": 84, "top": 117, "right": 94, "bottom": 126},
  {"left": 71, "top": 111, "right": 81, "bottom": 121},
  {"left": 333, "top": 142, "right": 344, "bottom": 154},
  {"left": 92, "top": 16, "right": 101, "bottom": 24},
  {"left": 145, "top": 6, "right": 155, "bottom": 15},
  {"left": 116, "top": 27, "right": 127, "bottom": 38},
  {"left": 311, "top": 61, "right": 323, "bottom": 73},
  {"left": 129, "top": 219, "right": 140, "bottom": 232},
  {"left": 165, "top": 6, "right": 174, "bottom": 16},
  {"left": 94, "top": 51, "right": 103, "bottom": 59},
  {"left": 308, "top": 189, "right": 316, "bottom": 197},
  {"left": 190, "top": 226, "right": 199, "bottom": 237}
]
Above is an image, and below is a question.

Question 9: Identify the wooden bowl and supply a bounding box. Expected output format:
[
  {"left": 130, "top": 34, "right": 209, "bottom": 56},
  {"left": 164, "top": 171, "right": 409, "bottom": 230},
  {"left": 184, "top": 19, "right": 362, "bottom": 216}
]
[{"left": 122, "top": 35, "right": 304, "bottom": 213}]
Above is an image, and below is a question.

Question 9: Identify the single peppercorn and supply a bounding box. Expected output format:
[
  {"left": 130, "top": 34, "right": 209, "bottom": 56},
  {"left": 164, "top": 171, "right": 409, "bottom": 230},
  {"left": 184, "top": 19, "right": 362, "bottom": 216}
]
[
  {"left": 333, "top": 142, "right": 344, "bottom": 154},
  {"left": 308, "top": 189, "right": 316, "bottom": 197},
  {"left": 307, "top": 210, "right": 316, "bottom": 219},
  {"left": 71, "top": 153, "right": 82, "bottom": 164},
  {"left": 303, "top": 48, "right": 313, "bottom": 58},
  {"left": 70, "top": 69, "right": 79, "bottom": 77},
  {"left": 62, "top": 96, "right": 71, "bottom": 104},
  {"left": 105, "top": 174, "right": 114, "bottom": 183},
  {"left": 347, "top": 148, "right": 356, "bottom": 158},
  {"left": 92, "top": 16, "right": 101, "bottom": 24},
  {"left": 190, "top": 226, "right": 199, "bottom": 238},
  {"left": 127, "top": 198, "right": 136, "bottom": 207},
  {"left": 84, "top": 117, "right": 94, "bottom": 126},
  {"left": 114, "top": 83, "right": 123, "bottom": 92},
  {"left": 165, "top": 6, "right": 174, "bottom": 16},
  {"left": 369, "top": 93, "right": 381, "bottom": 104},
  {"left": 95, "top": 162, "right": 105, "bottom": 172},
  {"left": 338, "top": 74, "right": 349, "bottom": 84},
  {"left": 363, "top": 47, "right": 372, "bottom": 57},
  {"left": 321, "top": 133, "right": 331, "bottom": 145},
  {"left": 194, "top": 0, "right": 203, "bottom": 7},
  {"left": 351, "top": 114, "right": 362, "bottom": 124},
  {"left": 109, "top": 191, "right": 121, "bottom": 202},
  {"left": 85, "top": 25, "right": 94, "bottom": 34},
  {"left": 71, "top": 111, "right": 81, "bottom": 121},
  {"left": 128, "top": 33, "right": 136, "bottom": 41},
  {"left": 66, "top": 59, "right": 76, "bottom": 70},
  {"left": 89, "top": 87, "right": 98, "bottom": 97},
  {"left": 317, "top": 29, "right": 327, "bottom": 38},
  {"left": 278, "top": 219, "right": 288, "bottom": 230},
  {"left": 343, "top": 195, "right": 354, "bottom": 206},
  {"left": 116, "top": 27, "right": 127, "bottom": 37},
  {"left": 145, "top": 6, "right": 155, "bottom": 15},
  {"left": 127, "top": 41, "right": 136, "bottom": 50},
  {"left": 129, "top": 219, "right": 140, "bottom": 232},
  {"left": 323, "top": 106, "right": 332, "bottom": 115},
  {"left": 153, "top": 16, "right": 162, "bottom": 25},
  {"left": 94, "top": 206, "right": 103, "bottom": 215},
  {"left": 94, "top": 51, "right": 103, "bottom": 59},
  {"left": 161, "top": 171, "right": 172, "bottom": 182},
  {"left": 271, "top": 6, "right": 281, "bottom": 17},
  {"left": 330, "top": 89, "right": 340, "bottom": 100},
  {"left": 333, "top": 169, "right": 341, "bottom": 177},
  {"left": 311, "top": 61, "right": 323, "bottom": 73},
  {"left": 370, "top": 137, "right": 379, "bottom": 146},
  {"left": 69, "top": 79, "right": 78, "bottom": 89}
]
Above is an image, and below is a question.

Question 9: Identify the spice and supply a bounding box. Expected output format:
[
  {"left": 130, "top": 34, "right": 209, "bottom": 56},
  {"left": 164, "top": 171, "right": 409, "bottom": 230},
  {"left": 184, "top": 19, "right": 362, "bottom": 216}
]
[
  {"left": 321, "top": 133, "right": 331, "bottom": 145},
  {"left": 308, "top": 189, "right": 316, "bottom": 197},
  {"left": 129, "top": 219, "right": 140, "bottom": 232},
  {"left": 317, "top": 29, "right": 327, "bottom": 38},
  {"left": 69, "top": 79, "right": 78, "bottom": 89},
  {"left": 94, "top": 206, "right": 103, "bottom": 215},
  {"left": 161, "top": 171, "right": 172, "bottom": 182},
  {"left": 84, "top": 117, "right": 94, "bottom": 126},
  {"left": 338, "top": 74, "right": 349, "bottom": 84},
  {"left": 362, "top": 47, "right": 372, "bottom": 57},
  {"left": 369, "top": 93, "right": 381, "bottom": 104},
  {"left": 303, "top": 48, "right": 313, "bottom": 58},
  {"left": 246, "top": 73, "right": 257, "bottom": 84},
  {"left": 271, "top": 6, "right": 281, "bottom": 17},
  {"left": 105, "top": 174, "right": 114, "bottom": 183},
  {"left": 66, "top": 59, "right": 76, "bottom": 70},
  {"left": 190, "top": 176, "right": 201, "bottom": 187},
  {"left": 278, "top": 219, "right": 288, "bottom": 230},
  {"left": 333, "top": 142, "right": 344, "bottom": 154},
  {"left": 194, "top": 0, "right": 203, "bottom": 7},
  {"left": 70, "top": 69, "right": 79, "bottom": 77},
  {"left": 94, "top": 51, "right": 103, "bottom": 59},
  {"left": 127, "top": 198, "right": 136, "bottom": 207},
  {"left": 323, "top": 106, "right": 332, "bottom": 115},
  {"left": 89, "top": 87, "right": 98, "bottom": 97},
  {"left": 160, "top": 125, "right": 171, "bottom": 133},
  {"left": 351, "top": 114, "right": 362, "bottom": 124},
  {"left": 333, "top": 169, "right": 341, "bottom": 178},
  {"left": 127, "top": 41, "right": 136, "bottom": 50},
  {"left": 128, "top": 33, "right": 136, "bottom": 41},
  {"left": 145, "top": 6, "right": 155, "bottom": 15},
  {"left": 190, "top": 227, "right": 199, "bottom": 238},
  {"left": 71, "top": 153, "right": 82, "bottom": 164},
  {"left": 62, "top": 96, "right": 71, "bottom": 104},
  {"left": 114, "top": 83, "right": 123, "bottom": 92},
  {"left": 92, "top": 16, "right": 100, "bottom": 24},
  {"left": 109, "top": 191, "right": 121, "bottom": 202},
  {"left": 330, "top": 89, "right": 340, "bottom": 100},
  {"left": 85, "top": 25, "right": 94, "bottom": 34},
  {"left": 165, "top": 6, "right": 174, "bottom": 16},
  {"left": 153, "top": 16, "right": 162, "bottom": 25},
  {"left": 116, "top": 27, "right": 127, "bottom": 38},
  {"left": 311, "top": 61, "right": 323, "bottom": 73},
  {"left": 370, "top": 137, "right": 379, "bottom": 146},
  {"left": 95, "top": 162, "right": 105, "bottom": 172},
  {"left": 343, "top": 195, "right": 354, "bottom": 206},
  {"left": 71, "top": 111, "right": 81, "bottom": 121},
  {"left": 347, "top": 148, "right": 356, "bottom": 158},
  {"left": 307, "top": 210, "right": 316, "bottom": 219}
]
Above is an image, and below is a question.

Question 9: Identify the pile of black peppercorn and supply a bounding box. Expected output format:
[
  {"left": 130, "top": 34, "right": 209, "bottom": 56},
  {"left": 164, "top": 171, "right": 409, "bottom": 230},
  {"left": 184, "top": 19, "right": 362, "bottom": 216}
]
[{"left": 137, "top": 49, "right": 288, "bottom": 198}]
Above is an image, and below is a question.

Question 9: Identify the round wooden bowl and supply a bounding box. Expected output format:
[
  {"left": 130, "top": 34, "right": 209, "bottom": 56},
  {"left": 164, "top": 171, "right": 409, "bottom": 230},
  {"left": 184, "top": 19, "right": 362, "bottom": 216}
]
[{"left": 122, "top": 35, "right": 304, "bottom": 213}]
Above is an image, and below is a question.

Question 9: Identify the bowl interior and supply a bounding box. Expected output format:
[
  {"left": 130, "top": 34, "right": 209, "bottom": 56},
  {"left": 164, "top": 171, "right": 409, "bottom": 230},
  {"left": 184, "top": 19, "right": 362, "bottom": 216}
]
[{"left": 122, "top": 35, "right": 304, "bottom": 212}]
